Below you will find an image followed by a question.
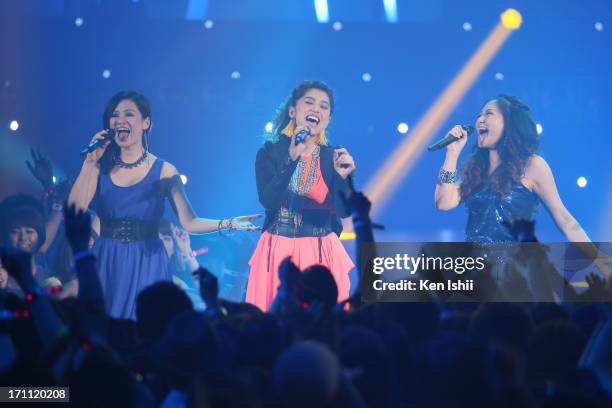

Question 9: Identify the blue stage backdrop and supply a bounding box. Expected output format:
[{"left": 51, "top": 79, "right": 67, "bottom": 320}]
[{"left": 1, "top": 0, "right": 610, "bottom": 249}]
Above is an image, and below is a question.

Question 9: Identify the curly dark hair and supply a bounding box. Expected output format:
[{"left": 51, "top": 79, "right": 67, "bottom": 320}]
[
  {"left": 99, "top": 90, "right": 152, "bottom": 173},
  {"left": 265, "top": 80, "right": 334, "bottom": 144},
  {"left": 459, "top": 94, "right": 539, "bottom": 200}
]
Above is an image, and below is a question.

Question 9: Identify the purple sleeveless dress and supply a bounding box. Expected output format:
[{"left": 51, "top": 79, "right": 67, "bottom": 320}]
[{"left": 92, "top": 158, "right": 171, "bottom": 319}]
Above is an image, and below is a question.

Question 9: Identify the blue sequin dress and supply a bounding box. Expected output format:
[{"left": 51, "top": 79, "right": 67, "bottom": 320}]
[
  {"left": 92, "top": 158, "right": 171, "bottom": 319},
  {"left": 464, "top": 181, "right": 540, "bottom": 243}
]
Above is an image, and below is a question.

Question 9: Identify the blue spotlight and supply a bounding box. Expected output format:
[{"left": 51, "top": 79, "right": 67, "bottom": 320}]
[
  {"left": 314, "top": 0, "right": 330, "bottom": 23},
  {"left": 383, "top": 0, "right": 398, "bottom": 23}
]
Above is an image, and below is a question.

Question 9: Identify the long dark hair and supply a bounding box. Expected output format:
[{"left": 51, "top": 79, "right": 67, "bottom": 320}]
[
  {"left": 265, "top": 80, "right": 334, "bottom": 144},
  {"left": 459, "top": 94, "right": 539, "bottom": 199},
  {"left": 99, "top": 90, "right": 152, "bottom": 173}
]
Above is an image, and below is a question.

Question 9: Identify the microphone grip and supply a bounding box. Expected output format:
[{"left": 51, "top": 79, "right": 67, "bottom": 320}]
[
  {"left": 80, "top": 129, "right": 115, "bottom": 156},
  {"left": 294, "top": 129, "right": 310, "bottom": 145},
  {"left": 427, "top": 125, "right": 474, "bottom": 152}
]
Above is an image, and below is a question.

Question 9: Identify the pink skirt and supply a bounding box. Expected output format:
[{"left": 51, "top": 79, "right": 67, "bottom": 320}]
[{"left": 246, "top": 231, "right": 354, "bottom": 311}]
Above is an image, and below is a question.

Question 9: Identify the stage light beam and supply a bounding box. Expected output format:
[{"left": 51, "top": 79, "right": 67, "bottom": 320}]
[
  {"left": 314, "top": 0, "right": 330, "bottom": 23},
  {"left": 383, "top": 0, "right": 398, "bottom": 23}
]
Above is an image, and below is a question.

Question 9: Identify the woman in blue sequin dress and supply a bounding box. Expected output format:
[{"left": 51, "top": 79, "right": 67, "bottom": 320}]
[
  {"left": 434, "top": 94, "right": 591, "bottom": 243},
  {"left": 69, "top": 90, "right": 260, "bottom": 319}
]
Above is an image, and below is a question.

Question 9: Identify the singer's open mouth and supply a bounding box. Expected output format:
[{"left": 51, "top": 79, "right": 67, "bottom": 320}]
[
  {"left": 478, "top": 128, "right": 488, "bottom": 136},
  {"left": 305, "top": 115, "right": 320, "bottom": 125},
  {"left": 116, "top": 127, "right": 131, "bottom": 139}
]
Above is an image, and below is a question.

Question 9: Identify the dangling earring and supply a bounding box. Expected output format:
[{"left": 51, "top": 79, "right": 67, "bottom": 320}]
[
  {"left": 318, "top": 129, "right": 328, "bottom": 145},
  {"left": 143, "top": 129, "right": 150, "bottom": 153}
]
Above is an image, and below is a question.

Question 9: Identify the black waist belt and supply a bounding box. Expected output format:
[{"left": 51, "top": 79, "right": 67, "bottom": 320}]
[
  {"left": 267, "top": 222, "right": 333, "bottom": 238},
  {"left": 266, "top": 207, "right": 333, "bottom": 238},
  {"left": 100, "top": 218, "right": 159, "bottom": 243}
]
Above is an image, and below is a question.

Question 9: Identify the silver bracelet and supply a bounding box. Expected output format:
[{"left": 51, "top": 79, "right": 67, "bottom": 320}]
[
  {"left": 438, "top": 168, "right": 458, "bottom": 184},
  {"left": 218, "top": 219, "right": 235, "bottom": 237}
]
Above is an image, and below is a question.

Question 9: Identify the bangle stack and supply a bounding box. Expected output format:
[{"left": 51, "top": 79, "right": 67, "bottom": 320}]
[
  {"left": 218, "top": 219, "right": 235, "bottom": 236},
  {"left": 438, "top": 168, "right": 458, "bottom": 184}
]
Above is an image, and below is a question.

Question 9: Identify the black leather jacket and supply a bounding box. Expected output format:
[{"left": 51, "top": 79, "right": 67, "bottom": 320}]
[{"left": 255, "top": 136, "right": 351, "bottom": 236}]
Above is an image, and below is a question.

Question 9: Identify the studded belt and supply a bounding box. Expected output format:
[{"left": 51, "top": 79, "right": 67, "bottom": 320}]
[
  {"left": 100, "top": 218, "right": 159, "bottom": 243},
  {"left": 266, "top": 207, "right": 333, "bottom": 238}
]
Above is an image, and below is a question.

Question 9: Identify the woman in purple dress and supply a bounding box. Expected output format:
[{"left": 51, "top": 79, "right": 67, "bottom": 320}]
[{"left": 69, "top": 90, "right": 259, "bottom": 318}]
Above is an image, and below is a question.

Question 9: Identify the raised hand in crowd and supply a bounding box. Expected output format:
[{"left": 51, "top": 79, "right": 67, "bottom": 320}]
[
  {"left": 270, "top": 257, "right": 301, "bottom": 317},
  {"left": 194, "top": 266, "right": 219, "bottom": 309},
  {"left": 26, "top": 147, "right": 54, "bottom": 190},
  {"left": 25, "top": 147, "right": 73, "bottom": 254},
  {"left": 172, "top": 224, "right": 199, "bottom": 272},
  {"left": 63, "top": 203, "right": 107, "bottom": 338},
  {"left": 340, "top": 190, "right": 374, "bottom": 309},
  {"left": 582, "top": 272, "right": 610, "bottom": 301},
  {"left": 0, "top": 246, "right": 65, "bottom": 349},
  {"left": 25, "top": 147, "right": 73, "bottom": 207},
  {"left": 48, "top": 180, "right": 72, "bottom": 206},
  {"left": 64, "top": 203, "right": 91, "bottom": 253},
  {"left": 0, "top": 246, "right": 35, "bottom": 291},
  {"left": 340, "top": 190, "right": 371, "bottom": 220}
]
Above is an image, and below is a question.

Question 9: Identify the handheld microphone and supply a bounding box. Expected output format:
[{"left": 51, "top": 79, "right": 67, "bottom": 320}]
[
  {"left": 294, "top": 127, "right": 311, "bottom": 145},
  {"left": 80, "top": 129, "right": 115, "bottom": 156},
  {"left": 295, "top": 116, "right": 321, "bottom": 145},
  {"left": 427, "top": 125, "right": 474, "bottom": 152}
]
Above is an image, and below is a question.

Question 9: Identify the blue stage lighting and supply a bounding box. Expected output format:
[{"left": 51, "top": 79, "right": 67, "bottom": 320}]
[
  {"left": 383, "top": 0, "right": 398, "bottom": 23},
  {"left": 314, "top": 0, "right": 330, "bottom": 23}
]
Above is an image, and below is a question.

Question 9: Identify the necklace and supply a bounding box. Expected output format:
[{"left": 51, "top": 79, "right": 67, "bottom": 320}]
[
  {"left": 116, "top": 151, "right": 148, "bottom": 169},
  {"left": 289, "top": 145, "right": 320, "bottom": 196}
]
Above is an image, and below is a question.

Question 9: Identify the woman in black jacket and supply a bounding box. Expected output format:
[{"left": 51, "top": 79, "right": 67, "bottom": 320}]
[{"left": 246, "top": 80, "right": 356, "bottom": 311}]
